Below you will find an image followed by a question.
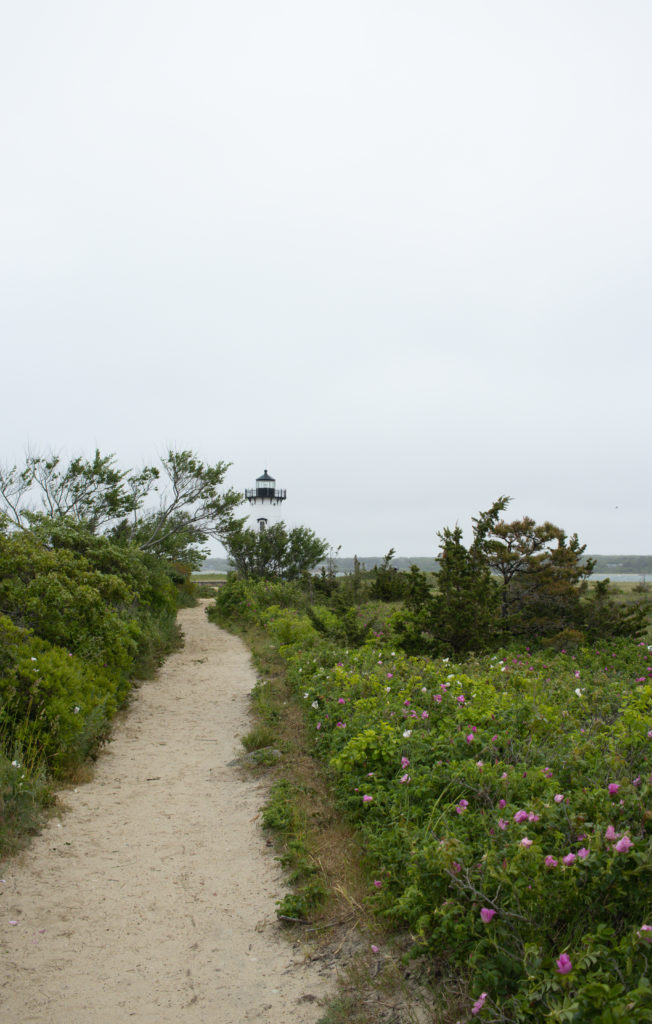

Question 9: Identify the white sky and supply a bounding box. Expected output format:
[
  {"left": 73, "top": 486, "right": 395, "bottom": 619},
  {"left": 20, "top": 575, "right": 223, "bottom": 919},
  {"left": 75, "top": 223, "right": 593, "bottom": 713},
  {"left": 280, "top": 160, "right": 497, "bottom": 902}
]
[{"left": 2, "top": 1, "right": 651, "bottom": 556}]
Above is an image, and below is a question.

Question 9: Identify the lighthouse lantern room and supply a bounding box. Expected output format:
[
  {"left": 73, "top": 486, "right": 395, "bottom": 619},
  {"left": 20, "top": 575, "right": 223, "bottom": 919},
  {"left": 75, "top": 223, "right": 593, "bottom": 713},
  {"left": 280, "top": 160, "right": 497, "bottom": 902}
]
[{"left": 244, "top": 470, "right": 287, "bottom": 531}]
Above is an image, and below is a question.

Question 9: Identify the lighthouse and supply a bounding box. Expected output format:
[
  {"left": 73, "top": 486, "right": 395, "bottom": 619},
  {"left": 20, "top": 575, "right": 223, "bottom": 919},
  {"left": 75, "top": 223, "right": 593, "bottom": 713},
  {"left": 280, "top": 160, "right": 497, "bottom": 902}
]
[{"left": 244, "top": 469, "right": 287, "bottom": 531}]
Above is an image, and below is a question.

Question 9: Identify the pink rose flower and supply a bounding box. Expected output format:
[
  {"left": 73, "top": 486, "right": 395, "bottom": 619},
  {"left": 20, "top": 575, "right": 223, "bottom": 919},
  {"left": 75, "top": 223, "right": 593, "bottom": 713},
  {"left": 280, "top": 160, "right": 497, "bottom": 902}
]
[
  {"left": 544, "top": 856, "right": 558, "bottom": 868},
  {"left": 471, "top": 991, "right": 488, "bottom": 1015},
  {"left": 556, "top": 953, "right": 572, "bottom": 974},
  {"left": 614, "top": 835, "right": 633, "bottom": 853}
]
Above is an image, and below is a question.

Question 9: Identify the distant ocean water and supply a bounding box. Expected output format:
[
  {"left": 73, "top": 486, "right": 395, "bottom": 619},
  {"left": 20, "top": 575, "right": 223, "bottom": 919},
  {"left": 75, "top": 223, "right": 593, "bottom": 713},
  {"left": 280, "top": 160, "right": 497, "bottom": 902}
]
[
  {"left": 196, "top": 563, "right": 649, "bottom": 583},
  {"left": 590, "top": 573, "right": 649, "bottom": 582}
]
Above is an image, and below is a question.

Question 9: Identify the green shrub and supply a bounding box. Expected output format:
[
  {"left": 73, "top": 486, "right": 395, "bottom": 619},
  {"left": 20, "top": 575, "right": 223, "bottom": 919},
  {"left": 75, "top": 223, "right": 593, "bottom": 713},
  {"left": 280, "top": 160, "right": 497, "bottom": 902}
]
[
  {"left": 0, "top": 527, "right": 181, "bottom": 680},
  {"left": 368, "top": 550, "right": 410, "bottom": 602},
  {"left": 0, "top": 617, "right": 116, "bottom": 765},
  {"left": 0, "top": 514, "right": 191, "bottom": 854},
  {"left": 0, "top": 615, "right": 122, "bottom": 775},
  {"left": 276, "top": 635, "right": 652, "bottom": 1020},
  {"left": 261, "top": 606, "right": 319, "bottom": 651},
  {"left": 207, "top": 576, "right": 259, "bottom": 624}
]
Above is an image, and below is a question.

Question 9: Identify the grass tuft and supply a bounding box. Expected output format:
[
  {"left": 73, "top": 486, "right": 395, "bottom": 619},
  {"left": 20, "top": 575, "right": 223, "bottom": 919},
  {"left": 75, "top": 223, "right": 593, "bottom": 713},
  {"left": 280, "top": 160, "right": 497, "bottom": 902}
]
[{"left": 241, "top": 724, "right": 277, "bottom": 752}]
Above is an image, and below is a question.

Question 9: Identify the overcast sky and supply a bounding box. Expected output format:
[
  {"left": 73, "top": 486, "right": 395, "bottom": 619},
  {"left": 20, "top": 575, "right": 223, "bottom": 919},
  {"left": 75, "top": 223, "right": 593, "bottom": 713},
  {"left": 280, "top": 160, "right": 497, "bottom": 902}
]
[{"left": 2, "top": 1, "right": 651, "bottom": 557}]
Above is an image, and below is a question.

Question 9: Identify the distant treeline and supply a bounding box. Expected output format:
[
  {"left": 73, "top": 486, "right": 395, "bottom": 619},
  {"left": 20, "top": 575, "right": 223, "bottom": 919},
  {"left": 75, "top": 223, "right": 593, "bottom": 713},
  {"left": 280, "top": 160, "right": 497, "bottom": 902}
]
[
  {"left": 200, "top": 555, "right": 439, "bottom": 573},
  {"left": 588, "top": 555, "right": 652, "bottom": 574},
  {"left": 201, "top": 554, "right": 652, "bottom": 575},
  {"left": 318, "top": 555, "right": 441, "bottom": 572}
]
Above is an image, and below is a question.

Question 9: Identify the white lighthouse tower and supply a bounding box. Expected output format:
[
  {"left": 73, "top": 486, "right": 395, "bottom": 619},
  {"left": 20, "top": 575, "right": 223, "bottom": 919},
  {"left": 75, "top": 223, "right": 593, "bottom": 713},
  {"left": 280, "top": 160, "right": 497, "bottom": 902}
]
[{"left": 244, "top": 469, "right": 287, "bottom": 531}]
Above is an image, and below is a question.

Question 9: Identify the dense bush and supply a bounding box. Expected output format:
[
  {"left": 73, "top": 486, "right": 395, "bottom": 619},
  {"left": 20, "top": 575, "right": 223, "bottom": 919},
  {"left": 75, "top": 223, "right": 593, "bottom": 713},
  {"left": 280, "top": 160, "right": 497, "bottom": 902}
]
[
  {"left": 0, "top": 518, "right": 187, "bottom": 853},
  {"left": 0, "top": 614, "right": 122, "bottom": 775},
  {"left": 257, "top": 596, "right": 652, "bottom": 1023},
  {"left": 207, "top": 574, "right": 311, "bottom": 627},
  {"left": 0, "top": 528, "right": 182, "bottom": 676}
]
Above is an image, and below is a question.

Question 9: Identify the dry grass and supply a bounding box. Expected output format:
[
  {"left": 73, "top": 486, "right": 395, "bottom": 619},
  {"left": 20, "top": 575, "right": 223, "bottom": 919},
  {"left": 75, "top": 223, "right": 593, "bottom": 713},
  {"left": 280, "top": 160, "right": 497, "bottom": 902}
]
[{"left": 62, "top": 761, "right": 96, "bottom": 787}]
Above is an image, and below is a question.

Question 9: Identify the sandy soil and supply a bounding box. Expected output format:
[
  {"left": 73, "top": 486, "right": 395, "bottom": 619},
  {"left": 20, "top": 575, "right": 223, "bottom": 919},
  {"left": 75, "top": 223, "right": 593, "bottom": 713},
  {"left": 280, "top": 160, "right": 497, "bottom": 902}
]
[{"left": 0, "top": 602, "right": 334, "bottom": 1023}]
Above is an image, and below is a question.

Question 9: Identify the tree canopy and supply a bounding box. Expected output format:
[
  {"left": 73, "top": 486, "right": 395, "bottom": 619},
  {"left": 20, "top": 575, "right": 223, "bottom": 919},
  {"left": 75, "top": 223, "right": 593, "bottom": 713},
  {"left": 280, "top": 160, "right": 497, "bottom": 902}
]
[
  {"left": 0, "top": 450, "right": 244, "bottom": 568},
  {"left": 391, "top": 498, "right": 649, "bottom": 656},
  {"left": 223, "top": 521, "right": 328, "bottom": 581}
]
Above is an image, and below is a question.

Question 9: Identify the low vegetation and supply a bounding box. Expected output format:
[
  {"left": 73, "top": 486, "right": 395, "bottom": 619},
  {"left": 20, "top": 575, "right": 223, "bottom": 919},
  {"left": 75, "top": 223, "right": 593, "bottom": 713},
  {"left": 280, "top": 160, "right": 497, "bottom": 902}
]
[{"left": 209, "top": 500, "right": 652, "bottom": 1024}]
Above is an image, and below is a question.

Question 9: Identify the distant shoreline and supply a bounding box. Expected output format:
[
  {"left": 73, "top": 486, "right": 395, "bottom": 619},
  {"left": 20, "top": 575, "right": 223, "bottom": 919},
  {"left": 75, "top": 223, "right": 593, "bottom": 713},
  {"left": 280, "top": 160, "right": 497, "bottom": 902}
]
[{"left": 197, "top": 557, "right": 651, "bottom": 583}]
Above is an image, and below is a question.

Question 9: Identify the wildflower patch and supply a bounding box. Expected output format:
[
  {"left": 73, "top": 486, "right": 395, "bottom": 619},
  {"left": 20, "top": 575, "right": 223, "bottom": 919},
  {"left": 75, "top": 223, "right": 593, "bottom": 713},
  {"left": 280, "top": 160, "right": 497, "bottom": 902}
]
[{"left": 275, "top": 623, "right": 652, "bottom": 1022}]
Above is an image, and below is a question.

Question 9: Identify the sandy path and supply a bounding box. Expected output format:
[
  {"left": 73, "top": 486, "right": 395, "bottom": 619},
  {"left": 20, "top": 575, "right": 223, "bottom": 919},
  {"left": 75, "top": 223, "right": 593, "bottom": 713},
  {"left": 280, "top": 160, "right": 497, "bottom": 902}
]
[{"left": 1, "top": 602, "right": 332, "bottom": 1023}]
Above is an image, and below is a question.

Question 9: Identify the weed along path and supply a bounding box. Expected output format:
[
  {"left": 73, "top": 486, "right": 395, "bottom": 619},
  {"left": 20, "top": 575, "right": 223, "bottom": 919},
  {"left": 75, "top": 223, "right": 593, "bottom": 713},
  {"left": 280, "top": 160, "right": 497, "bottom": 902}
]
[{"left": 1, "top": 601, "right": 332, "bottom": 1024}]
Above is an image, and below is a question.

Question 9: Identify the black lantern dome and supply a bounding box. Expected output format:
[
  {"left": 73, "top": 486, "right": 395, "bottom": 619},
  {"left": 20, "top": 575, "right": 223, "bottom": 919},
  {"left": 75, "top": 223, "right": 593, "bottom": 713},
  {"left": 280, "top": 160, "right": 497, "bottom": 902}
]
[{"left": 245, "top": 470, "right": 287, "bottom": 505}]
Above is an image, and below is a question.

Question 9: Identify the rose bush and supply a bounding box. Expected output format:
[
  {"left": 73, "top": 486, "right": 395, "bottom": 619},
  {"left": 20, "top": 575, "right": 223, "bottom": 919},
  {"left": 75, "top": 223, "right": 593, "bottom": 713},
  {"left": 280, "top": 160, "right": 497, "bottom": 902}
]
[{"left": 266, "top": 608, "right": 652, "bottom": 1022}]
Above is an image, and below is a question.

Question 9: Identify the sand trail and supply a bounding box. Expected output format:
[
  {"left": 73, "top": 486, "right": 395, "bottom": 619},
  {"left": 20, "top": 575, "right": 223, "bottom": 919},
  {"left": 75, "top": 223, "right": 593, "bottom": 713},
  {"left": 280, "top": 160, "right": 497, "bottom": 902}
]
[{"left": 1, "top": 602, "right": 332, "bottom": 1023}]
